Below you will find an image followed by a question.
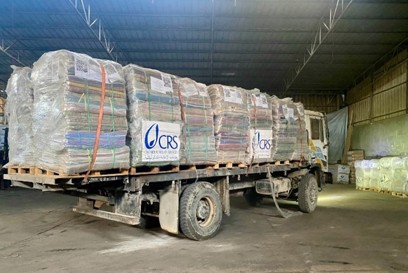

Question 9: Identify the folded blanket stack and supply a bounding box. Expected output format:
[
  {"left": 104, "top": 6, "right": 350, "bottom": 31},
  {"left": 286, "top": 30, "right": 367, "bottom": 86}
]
[
  {"left": 124, "top": 64, "right": 182, "bottom": 166},
  {"left": 31, "top": 50, "right": 129, "bottom": 174},
  {"left": 207, "top": 84, "right": 250, "bottom": 164},
  {"left": 5, "top": 66, "right": 34, "bottom": 166},
  {"left": 291, "top": 102, "right": 309, "bottom": 161},
  {"left": 176, "top": 78, "right": 217, "bottom": 165}
]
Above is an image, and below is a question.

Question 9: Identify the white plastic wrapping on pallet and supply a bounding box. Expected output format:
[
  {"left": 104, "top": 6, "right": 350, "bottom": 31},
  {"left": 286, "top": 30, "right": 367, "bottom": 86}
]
[
  {"left": 176, "top": 78, "right": 217, "bottom": 165},
  {"left": 207, "top": 84, "right": 250, "bottom": 164},
  {"left": 5, "top": 66, "right": 34, "bottom": 166},
  {"left": 247, "top": 89, "right": 273, "bottom": 163},
  {"left": 355, "top": 157, "right": 408, "bottom": 194},
  {"left": 124, "top": 64, "right": 182, "bottom": 166},
  {"left": 31, "top": 50, "right": 129, "bottom": 174}
]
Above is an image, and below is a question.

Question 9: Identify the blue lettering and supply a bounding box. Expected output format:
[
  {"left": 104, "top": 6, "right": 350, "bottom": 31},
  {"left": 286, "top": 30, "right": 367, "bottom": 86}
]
[
  {"left": 144, "top": 123, "right": 178, "bottom": 150},
  {"left": 144, "top": 123, "right": 159, "bottom": 150}
]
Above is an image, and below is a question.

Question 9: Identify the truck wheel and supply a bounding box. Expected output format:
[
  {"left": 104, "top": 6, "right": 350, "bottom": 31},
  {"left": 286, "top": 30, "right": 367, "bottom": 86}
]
[
  {"left": 179, "top": 182, "right": 222, "bottom": 240},
  {"left": 298, "top": 173, "right": 318, "bottom": 213},
  {"left": 244, "top": 188, "right": 262, "bottom": 206}
]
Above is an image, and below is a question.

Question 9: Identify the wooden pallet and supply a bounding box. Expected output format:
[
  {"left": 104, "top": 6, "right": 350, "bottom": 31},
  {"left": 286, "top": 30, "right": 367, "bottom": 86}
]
[
  {"left": 356, "top": 186, "right": 407, "bottom": 198},
  {"left": 212, "top": 162, "right": 247, "bottom": 169},
  {"left": 7, "top": 166, "right": 129, "bottom": 178},
  {"left": 129, "top": 165, "right": 179, "bottom": 175}
]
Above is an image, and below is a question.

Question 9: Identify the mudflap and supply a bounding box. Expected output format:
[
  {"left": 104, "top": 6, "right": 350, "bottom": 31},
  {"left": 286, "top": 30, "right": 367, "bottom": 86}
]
[{"left": 159, "top": 181, "right": 181, "bottom": 235}]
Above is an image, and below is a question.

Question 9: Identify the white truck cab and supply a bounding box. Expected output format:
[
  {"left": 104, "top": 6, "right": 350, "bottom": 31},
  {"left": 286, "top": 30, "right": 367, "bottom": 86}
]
[{"left": 304, "top": 110, "right": 329, "bottom": 173}]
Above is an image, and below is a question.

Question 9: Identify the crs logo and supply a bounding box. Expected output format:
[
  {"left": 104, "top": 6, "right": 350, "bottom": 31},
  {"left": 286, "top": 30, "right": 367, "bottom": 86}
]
[
  {"left": 144, "top": 123, "right": 179, "bottom": 150},
  {"left": 254, "top": 131, "right": 272, "bottom": 150}
]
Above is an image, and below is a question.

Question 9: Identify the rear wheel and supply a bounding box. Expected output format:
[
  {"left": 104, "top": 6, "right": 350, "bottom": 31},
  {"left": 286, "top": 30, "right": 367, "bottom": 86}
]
[
  {"left": 179, "top": 182, "right": 222, "bottom": 240},
  {"left": 298, "top": 173, "right": 318, "bottom": 213}
]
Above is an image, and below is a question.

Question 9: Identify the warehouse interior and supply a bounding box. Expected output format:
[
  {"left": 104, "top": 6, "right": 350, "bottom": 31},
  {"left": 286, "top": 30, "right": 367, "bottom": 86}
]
[{"left": 0, "top": 0, "right": 407, "bottom": 272}]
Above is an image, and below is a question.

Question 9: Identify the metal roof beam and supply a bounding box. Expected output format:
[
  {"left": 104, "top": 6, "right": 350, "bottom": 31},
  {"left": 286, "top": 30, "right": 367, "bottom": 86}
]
[
  {"left": 4, "top": 24, "right": 407, "bottom": 34},
  {"left": 67, "top": 0, "right": 118, "bottom": 61},
  {"left": 0, "top": 39, "right": 27, "bottom": 66},
  {"left": 283, "top": 0, "right": 354, "bottom": 93},
  {"left": 0, "top": 35, "right": 401, "bottom": 46}
]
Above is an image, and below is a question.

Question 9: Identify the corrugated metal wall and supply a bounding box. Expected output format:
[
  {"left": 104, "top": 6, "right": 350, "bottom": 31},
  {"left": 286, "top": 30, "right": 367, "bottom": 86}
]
[
  {"left": 347, "top": 50, "right": 407, "bottom": 125},
  {"left": 292, "top": 94, "right": 340, "bottom": 113}
]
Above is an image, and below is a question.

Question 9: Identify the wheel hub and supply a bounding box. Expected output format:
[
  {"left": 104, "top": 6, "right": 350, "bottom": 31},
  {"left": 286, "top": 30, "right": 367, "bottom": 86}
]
[{"left": 197, "top": 199, "right": 210, "bottom": 220}]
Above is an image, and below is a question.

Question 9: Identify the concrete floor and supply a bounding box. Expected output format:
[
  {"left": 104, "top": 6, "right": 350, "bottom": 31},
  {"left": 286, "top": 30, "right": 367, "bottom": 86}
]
[{"left": 0, "top": 184, "right": 407, "bottom": 273}]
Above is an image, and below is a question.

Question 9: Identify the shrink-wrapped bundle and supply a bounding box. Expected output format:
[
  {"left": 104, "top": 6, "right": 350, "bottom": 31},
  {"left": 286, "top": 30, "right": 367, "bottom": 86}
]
[
  {"left": 207, "top": 84, "right": 250, "bottom": 164},
  {"left": 292, "top": 102, "right": 309, "bottom": 161},
  {"left": 390, "top": 157, "right": 408, "bottom": 193},
  {"left": 271, "top": 96, "right": 299, "bottom": 161},
  {"left": 176, "top": 78, "right": 217, "bottom": 165},
  {"left": 31, "top": 50, "right": 129, "bottom": 174},
  {"left": 361, "top": 160, "right": 371, "bottom": 188},
  {"left": 247, "top": 89, "right": 273, "bottom": 163},
  {"left": 368, "top": 159, "right": 381, "bottom": 190},
  {"left": 379, "top": 157, "right": 399, "bottom": 191},
  {"left": 5, "top": 66, "right": 34, "bottom": 166},
  {"left": 354, "top": 160, "right": 364, "bottom": 188},
  {"left": 124, "top": 64, "right": 182, "bottom": 166}
]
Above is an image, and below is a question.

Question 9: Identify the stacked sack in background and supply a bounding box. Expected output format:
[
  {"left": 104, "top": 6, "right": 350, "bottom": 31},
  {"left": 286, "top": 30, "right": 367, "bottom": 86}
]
[
  {"left": 5, "top": 66, "right": 34, "bottom": 166},
  {"left": 207, "top": 85, "right": 250, "bottom": 164},
  {"left": 271, "top": 96, "right": 301, "bottom": 161},
  {"left": 176, "top": 78, "right": 217, "bottom": 165},
  {"left": 31, "top": 50, "right": 129, "bottom": 174},
  {"left": 247, "top": 89, "right": 273, "bottom": 163},
  {"left": 124, "top": 65, "right": 182, "bottom": 166},
  {"left": 355, "top": 157, "right": 408, "bottom": 195}
]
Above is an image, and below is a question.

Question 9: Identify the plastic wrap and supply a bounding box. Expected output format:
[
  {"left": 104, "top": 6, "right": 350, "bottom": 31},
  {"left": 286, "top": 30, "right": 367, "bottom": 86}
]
[
  {"left": 5, "top": 66, "right": 34, "bottom": 166},
  {"left": 124, "top": 64, "right": 182, "bottom": 166},
  {"left": 379, "top": 157, "right": 399, "bottom": 191},
  {"left": 292, "top": 102, "right": 309, "bottom": 161},
  {"left": 271, "top": 96, "right": 300, "bottom": 161},
  {"left": 207, "top": 84, "right": 250, "bottom": 164},
  {"left": 31, "top": 50, "right": 129, "bottom": 174},
  {"left": 390, "top": 157, "right": 408, "bottom": 193},
  {"left": 354, "top": 160, "right": 364, "bottom": 188},
  {"left": 361, "top": 160, "right": 371, "bottom": 188},
  {"left": 176, "top": 78, "right": 217, "bottom": 165},
  {"left": 247, "top": 89, "right": 273, "bottom": 163},
  {"left": 368, "top": 159, "right": 381, "bottom": 190}
]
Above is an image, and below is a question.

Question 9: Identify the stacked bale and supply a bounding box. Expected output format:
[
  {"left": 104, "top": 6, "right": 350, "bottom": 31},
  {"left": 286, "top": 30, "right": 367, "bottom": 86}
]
[
  {"left": 5, "top": 66, "right": 34, "bottom": 166},
  {"left": 124, "top": 64, "right": 182, "bottom": 166},
  {"left": 292, "top": 103, "right": 309, "bottom": 161},
  {"left": 271, "top": 96, "right": 299, "bottom": 161},
  {"left": 31, "top": 50, "right": 129, "bottom": 174},
  {"left": 247, "top": 89, "right": 273, "bottom": 163},
  {"left": 176, "top": 78, "right": 217, "bottom": 165},
  {"left": 207, "top": 85, "right": 250, "bottom": 164}
]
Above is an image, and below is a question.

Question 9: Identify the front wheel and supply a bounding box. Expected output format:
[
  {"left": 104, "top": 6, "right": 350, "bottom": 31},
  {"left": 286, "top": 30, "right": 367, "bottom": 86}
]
[
  {"left": 298, "top": 173, "right": 318, "bottom": 213},
  {"left": 179, "top": 182, "right": 223, "bottom": 240}
]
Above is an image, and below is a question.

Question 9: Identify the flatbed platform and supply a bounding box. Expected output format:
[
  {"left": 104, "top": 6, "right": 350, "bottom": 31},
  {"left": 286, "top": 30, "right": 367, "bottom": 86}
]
[{"left": 5, "top": 161, "right": 304, "bottom": 188}]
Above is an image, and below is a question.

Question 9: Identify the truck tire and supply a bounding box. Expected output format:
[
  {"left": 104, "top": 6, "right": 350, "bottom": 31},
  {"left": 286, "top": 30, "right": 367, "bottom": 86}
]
[
  {"left": 179, "top": 182, "right": 222, "bottom": 240},
  {"left": 244, "top": 188, "right": 262, "bottom": 206},
  {"left": 298, "top": 173, "right": 318, "bottom": 213}
]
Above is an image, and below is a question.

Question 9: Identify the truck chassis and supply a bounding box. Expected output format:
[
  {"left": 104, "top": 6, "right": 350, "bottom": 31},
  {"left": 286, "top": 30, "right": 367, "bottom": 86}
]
[{"left": 5, "top": 162, "right": 321, "bottom": 240}]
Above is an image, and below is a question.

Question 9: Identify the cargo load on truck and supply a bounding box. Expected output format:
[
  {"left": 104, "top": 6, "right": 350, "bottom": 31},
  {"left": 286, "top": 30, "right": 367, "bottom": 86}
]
[
  {"left": 5, "top": 66, "right": 34, "bottom": 166},
  {"left": 207, "top": 84, "right": 250, "bottom": 165},
  {"left": 124, "top": 64, "right": 182, "bottom": 167},
  {"left": 31, "top": 50, "right": 130, "bottom": 175},
  {"left": 176, "top": 78, "right": 217, "bottom": 165}
]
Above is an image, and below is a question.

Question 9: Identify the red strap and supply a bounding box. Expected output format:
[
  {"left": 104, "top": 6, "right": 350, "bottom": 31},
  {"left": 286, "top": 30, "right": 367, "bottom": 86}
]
[{"left": 84, "top": 63, "right": 106, "bottom": 182}]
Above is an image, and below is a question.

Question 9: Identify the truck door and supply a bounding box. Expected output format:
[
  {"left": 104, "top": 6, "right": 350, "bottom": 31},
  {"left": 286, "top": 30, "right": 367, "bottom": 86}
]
[{"left": 305, "top": 113, "right": 329, "bottom": 172}]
